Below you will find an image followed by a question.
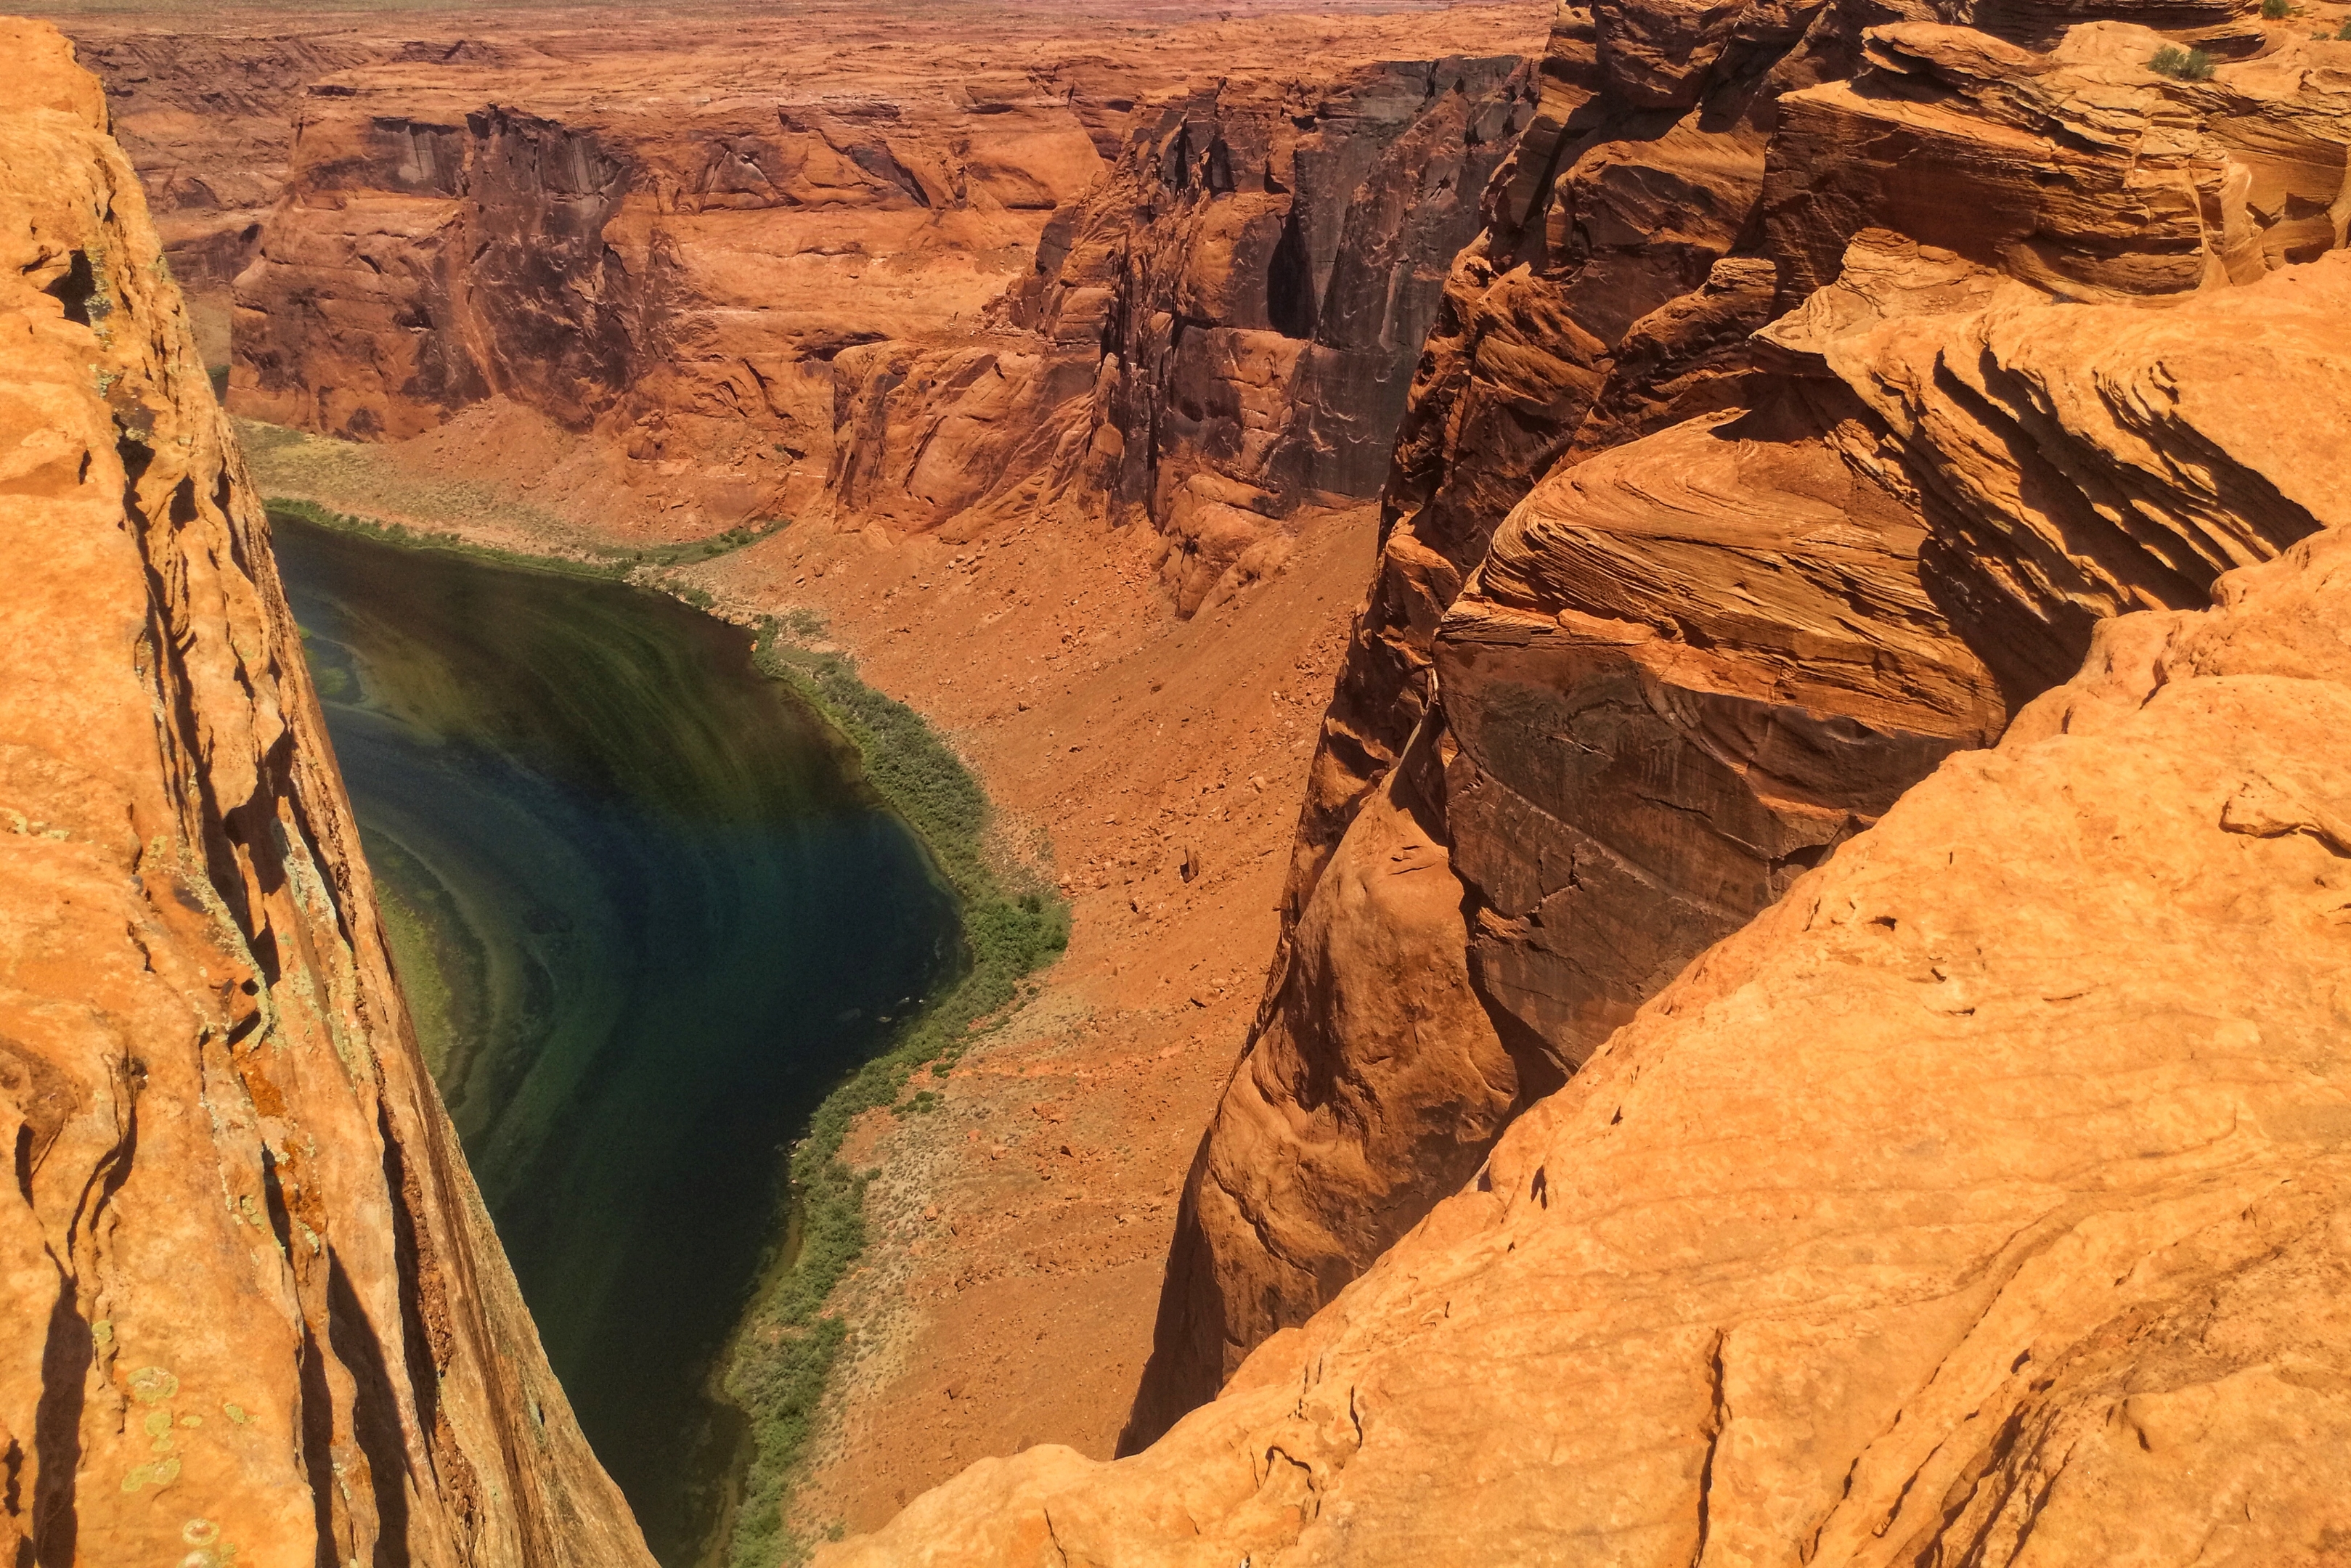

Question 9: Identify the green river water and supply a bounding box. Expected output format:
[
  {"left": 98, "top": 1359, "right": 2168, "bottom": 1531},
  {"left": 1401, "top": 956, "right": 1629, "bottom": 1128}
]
[{"left": 274, "top": 514, "right": 960, "bottom": 1562}]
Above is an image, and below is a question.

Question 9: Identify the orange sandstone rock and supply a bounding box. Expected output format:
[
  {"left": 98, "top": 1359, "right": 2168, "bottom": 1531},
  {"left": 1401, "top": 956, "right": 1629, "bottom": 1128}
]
[
  {"left": 825, "top": 412, "right": 2351, "bottom": 1568},
  {"left": 1136, "top": 0, "right": 2351, "bottom": 1442},
  {"left": 215, "top": 5, "right": 1549, "bottom": 553},
  {"left": 0, "top": 23, "right": 650, "bottom": 1564}
]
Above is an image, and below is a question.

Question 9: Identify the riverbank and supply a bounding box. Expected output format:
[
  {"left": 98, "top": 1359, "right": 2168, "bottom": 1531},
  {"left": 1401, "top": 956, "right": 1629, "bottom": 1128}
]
[
  {"left": 269, "top": 486, "right": 1073, "bottom": 1561},
  {"left": 714, "top": 636, "right": 1071, "bottom": 1567},
  {"left": 272, "top": 504, "right": 1007, "bottom": 1562},
  {"left": 241, "top": 414, "right": 1375, "bottom": 1547}
]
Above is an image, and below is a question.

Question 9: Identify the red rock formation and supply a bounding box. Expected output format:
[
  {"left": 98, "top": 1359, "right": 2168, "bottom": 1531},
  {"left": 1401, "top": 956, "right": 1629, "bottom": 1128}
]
[
  {"left": 1009, "top": 55, "right": 1533, "bottom": 609},
  {"left": 1129, "top": 0, "right": 2351, "bottom": 1441},
  {"left": 217, "top": 6, "right": 1549, "bottom": 555},
  {"left": 63, "top": 25, "right": 396, "bottom": 294},
  {"left": 823, "top": 262, "right": 2351, "bottom": 1564},
  {"left": 0, "top": 24, "right": 649, "bottom": 1564}
]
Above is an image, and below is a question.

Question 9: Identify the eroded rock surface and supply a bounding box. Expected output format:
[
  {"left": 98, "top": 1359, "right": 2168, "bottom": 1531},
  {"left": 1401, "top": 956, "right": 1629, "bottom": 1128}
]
[
  {"left": 0, "top": 24, "right": 650, "bottom": 1564},
  {"left": 208, "top": 4, "right": 1547, "bottom": 574},
  {"left": 826, "top": 403, "right": 2351, "bottom": 1568},
  {"left": 1131, "top": 0, "right": 2351, "bottom": 1440},
  {"left": 64, "top": 25, "right": 395, "bottom": 295}
]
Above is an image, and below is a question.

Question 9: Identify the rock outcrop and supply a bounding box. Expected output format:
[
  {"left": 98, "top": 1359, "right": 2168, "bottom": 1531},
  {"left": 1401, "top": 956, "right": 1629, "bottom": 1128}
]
[
  {"left": 216, "top": 5, "right": 1548, "bottom": 565},
  {"left": 0, "top": 23, "right": 650, "bottom": 1564},
  {"left": 836, "top": 51, "right": 1535, "bottom": 610},
  {"left": 824, "top": 353, "right": 2351, "bottom": 1567},
  {"left": 64, "top": 24, "right": 394, "bottom": 295},
  {"left": 1130, "top": 0, "right": 2351, "bottom": 1440}
]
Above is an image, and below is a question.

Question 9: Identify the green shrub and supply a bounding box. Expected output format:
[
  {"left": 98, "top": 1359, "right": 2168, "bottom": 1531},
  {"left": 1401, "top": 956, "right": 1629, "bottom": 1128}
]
[
  {"left": 266, "top": 497, "right": 632, "bottom": 581},
  {"left": 718, "top": 625, "right": 1067, "bottom": 1565},
  {"left": 2338, "top": 19, "right": 2351, "bottom": 38},
  {"left": 2149, "top": 44, "right": 2217, "bottom": 78},
  {"left": 264, "top": 497, "right": 787, "bottom": 582},
  {"left": 2262, "top": 0, "right": 2289, "bottom": 20}
]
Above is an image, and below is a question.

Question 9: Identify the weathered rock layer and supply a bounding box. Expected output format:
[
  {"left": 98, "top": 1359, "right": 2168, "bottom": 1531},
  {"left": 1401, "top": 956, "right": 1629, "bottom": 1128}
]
[
  {"left": 0, "top": 24, "right": 650, "bottom": 1564},
  {"left": 826, "top": 352, "right": 2351, "bottom": 1568},
  {"left": 1130, "top": 0, "right": 2351, "bottom": 1442},
  {"left": 212, "top": 4, "right": 1547, "bottom": 586}
]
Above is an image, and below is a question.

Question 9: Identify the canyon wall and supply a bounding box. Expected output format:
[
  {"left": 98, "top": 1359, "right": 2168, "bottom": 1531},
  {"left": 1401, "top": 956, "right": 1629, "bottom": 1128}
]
[
  {"left": 65, "top": 25, "right": 395, "bottom": 294},
  {"left": 0, "top": 23, "right": 651, "bottom": 1564},
  {"left": 215, "top": 5, "right": 1547, "bottom": 587},
  {"left": 1127, "top": 0, "right": 2351, "bottom": 1440},
  {"left": 826, "top": 472, "right": 2351, "bottom": 1565},
  {"left": 839, "top": 52, "right": 1534, "bottom": 611}
]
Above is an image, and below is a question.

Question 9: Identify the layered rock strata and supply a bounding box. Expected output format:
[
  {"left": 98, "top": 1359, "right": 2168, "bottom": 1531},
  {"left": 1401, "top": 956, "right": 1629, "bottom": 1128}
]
[
  {"left": 219, "top": 5, "right": 1547, "bottom": 576},
  {"left": 982, "top": 54, "right": 1531, "bottom": 603},
  {"left": 827, "top": 368, "right": 2351, "bottom": 1568},
  {"left": 0, "top": 24, "right": 650, "bottom": 1564},
  {"left": 64, "top": 25, "right": 394, "bottom": 294},
  {"left": 1130, "top": 0, "right": 2351, "bottom": 1438}
]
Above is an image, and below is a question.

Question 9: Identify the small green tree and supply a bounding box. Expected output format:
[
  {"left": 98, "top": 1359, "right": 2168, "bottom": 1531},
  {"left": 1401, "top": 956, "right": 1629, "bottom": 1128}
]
[
  {"left": 2262, "top": 0, "right": 2290, "bottom": 20},
  {"left": 2149, "top": 44, "right": 2217, "bottom": 78}
]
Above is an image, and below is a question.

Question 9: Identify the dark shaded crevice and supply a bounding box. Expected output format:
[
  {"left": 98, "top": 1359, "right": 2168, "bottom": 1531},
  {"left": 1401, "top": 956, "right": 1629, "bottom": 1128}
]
[
  {"left": 296, "top": 1321, "right": 340, "bottom": 1568},
  {"left": 28, "top": 1280, "right": 87, "bottom": 1568},
  {"left": 2, "top": 1436, "right": 23, "bottom": 1556},
  {"left": 1116, "top": 1134, "right": 1221, "bottom": 1457},
  {"left": 845, "top": 142, "right": 932, "bottom": 208},
  {"left": 31, "top": 1061, "right": 138, "bottom": 1567},
  {"left": 1464, "top": 928, "right": 1570, "bottom": 1107},
  {"left": 1916, "top": 534, "right": 2093, "bottom": 716},
  {"left": 42, "top": 252, "right": 97, "bottom": 329},
  {"left": 266, "top": 1144, "right": 341, "bottom": 1568},
  {"left": 327, "top": 1254, "right": 412, "bottom": 1566},
  {"left": 378, "top": 1107, "right": 444, "bottom": 1470},
  {"left": 1268, "top": 205, "right": 1316, "bottom": 339},
  {"left": 1689, "top": 1330, "right": 1727, "bottom": 1568}
]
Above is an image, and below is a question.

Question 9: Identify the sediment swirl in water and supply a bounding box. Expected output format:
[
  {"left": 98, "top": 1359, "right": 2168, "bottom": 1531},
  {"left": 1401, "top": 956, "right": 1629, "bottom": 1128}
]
[{"left": 275, "top": 515, "right": 958, "bottom": 1563}]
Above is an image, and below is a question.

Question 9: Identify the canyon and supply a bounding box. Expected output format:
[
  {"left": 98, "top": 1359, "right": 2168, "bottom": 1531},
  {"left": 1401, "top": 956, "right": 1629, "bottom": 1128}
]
[
  {"left": 1125, "top": 0, "right": 2351, "bottom": 1447},
  {"left": 9, "top": 0, "right": 2351, "bottom": 1559}
]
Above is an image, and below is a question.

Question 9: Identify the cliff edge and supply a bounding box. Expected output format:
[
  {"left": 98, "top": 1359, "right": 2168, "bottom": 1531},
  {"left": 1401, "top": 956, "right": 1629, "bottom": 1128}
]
[
  {"left": 820, "top": 363, "right": 2351, "bottom": 1566},
  {"left": 0, "top": 21, "right": 652, "bottom": 1565},
  {"left": 1129, "top": 0, "right": 2351, "bottom": 1440}
]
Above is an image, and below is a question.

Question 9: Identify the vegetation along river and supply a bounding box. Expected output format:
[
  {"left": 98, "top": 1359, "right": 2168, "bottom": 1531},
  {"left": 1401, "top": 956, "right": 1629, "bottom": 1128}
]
[{"left": 274, "top": 514, "right": 960, "bottom": 1562}]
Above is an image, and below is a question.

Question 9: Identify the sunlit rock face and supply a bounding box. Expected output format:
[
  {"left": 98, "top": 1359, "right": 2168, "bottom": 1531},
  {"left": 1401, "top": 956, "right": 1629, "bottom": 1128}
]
[
  {"left": 211, "top": 5, "right": 1546, "bottom": 576},
  {"left": 0, "top": 23, "right": 651, "bottom": 1565},
  {"left": 1127, "top": 0, "right": 2351, "bottom": 1449},
  {"left": 834, "top": 266, "right": 2351, "bottom": 1567}
]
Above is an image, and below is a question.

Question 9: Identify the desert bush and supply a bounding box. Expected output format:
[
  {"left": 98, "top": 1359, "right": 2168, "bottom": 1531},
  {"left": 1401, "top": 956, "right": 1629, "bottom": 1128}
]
[{"left": 2149, "top": 44, "right": 2217, "bottom": 78}]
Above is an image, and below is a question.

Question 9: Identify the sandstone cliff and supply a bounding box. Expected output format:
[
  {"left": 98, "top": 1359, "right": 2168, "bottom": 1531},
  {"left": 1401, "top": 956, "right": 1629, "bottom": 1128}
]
[
  {"left": 65, "top": 24, "right": 394, "bottom": 297},
  {"left": 836, "top": 51, "right": 1534, "bottom": 612},
  {"left": 824, "top": 306, "right": 2351, "bottom": 1566},
  {"left": 1130, "top": 0, "right": 2351, "bottom": 1439},
  {"left": 216, "top": 6, "right": 1547, "bottom": 565},
  {"left": 0, "top": 23, "right": 651, "bottom": 1564}
]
